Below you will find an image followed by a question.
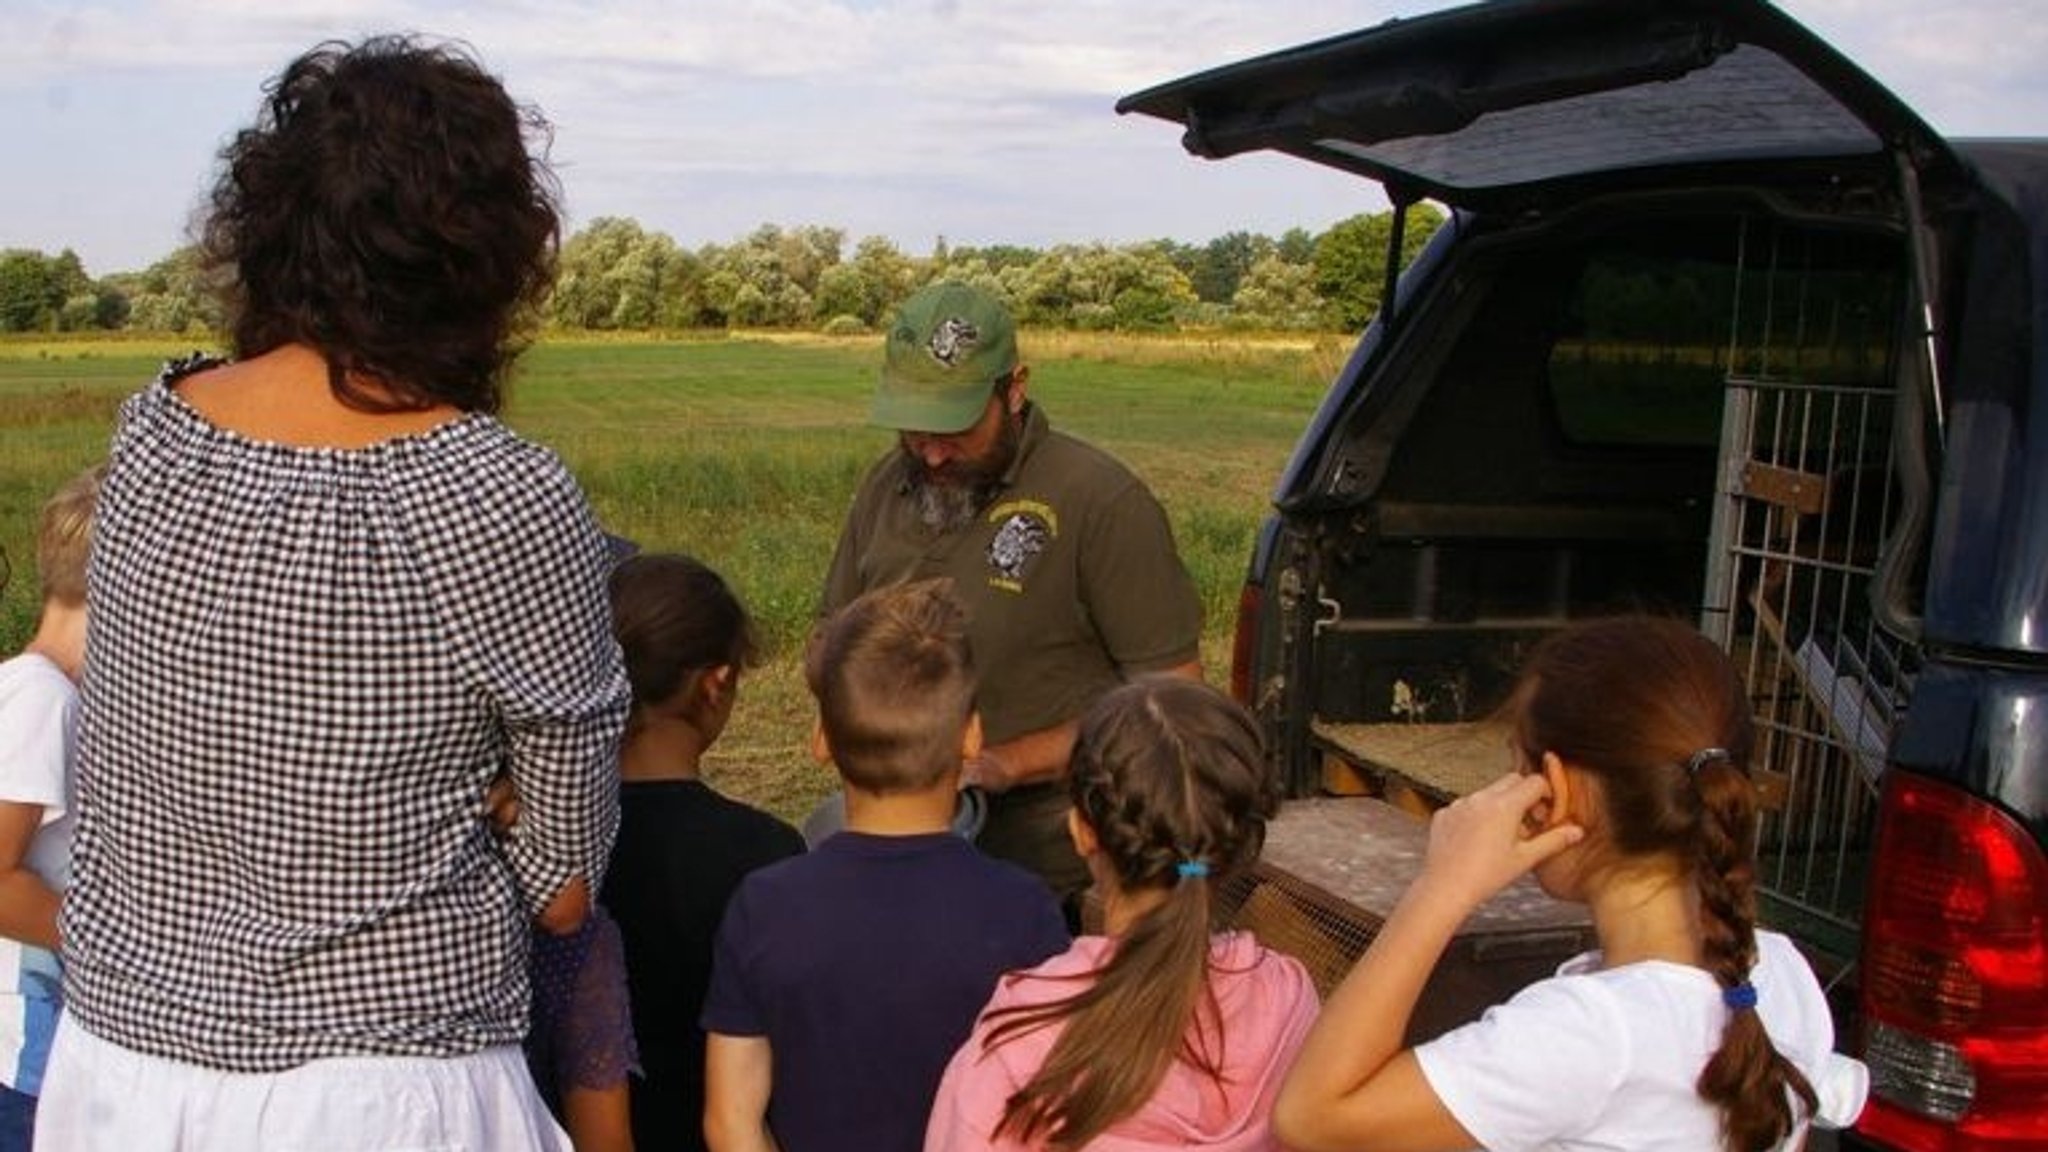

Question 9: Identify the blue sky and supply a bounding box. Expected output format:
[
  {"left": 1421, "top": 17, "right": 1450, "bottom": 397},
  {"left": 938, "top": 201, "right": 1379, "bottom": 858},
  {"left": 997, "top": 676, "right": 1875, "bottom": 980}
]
[{"left": 4, "top": 0, "right": 2043, "bottom": 277}]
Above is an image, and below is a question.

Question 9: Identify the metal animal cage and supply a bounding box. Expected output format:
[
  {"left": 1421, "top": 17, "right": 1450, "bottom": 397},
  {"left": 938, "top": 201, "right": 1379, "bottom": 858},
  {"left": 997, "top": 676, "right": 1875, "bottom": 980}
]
[{"left": 1700, "top": 218, "right": 1917, "bottom": 972}]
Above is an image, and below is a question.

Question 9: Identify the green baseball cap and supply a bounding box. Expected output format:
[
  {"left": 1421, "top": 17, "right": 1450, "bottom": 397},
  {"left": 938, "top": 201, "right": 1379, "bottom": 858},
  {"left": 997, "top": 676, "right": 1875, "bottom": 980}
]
[{"left": 873, "top": 282, "right": 1019, "bottom": 433}]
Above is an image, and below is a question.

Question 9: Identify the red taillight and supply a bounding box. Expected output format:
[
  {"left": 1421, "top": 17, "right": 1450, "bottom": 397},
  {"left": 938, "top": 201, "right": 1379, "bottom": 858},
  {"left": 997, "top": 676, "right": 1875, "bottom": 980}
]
[
  {"left": 1857, "top": 772, "right": 2048, "bottom": 1150},
  {"left": 1228, "top": 582, "right": 1262, "bottom": 705}
]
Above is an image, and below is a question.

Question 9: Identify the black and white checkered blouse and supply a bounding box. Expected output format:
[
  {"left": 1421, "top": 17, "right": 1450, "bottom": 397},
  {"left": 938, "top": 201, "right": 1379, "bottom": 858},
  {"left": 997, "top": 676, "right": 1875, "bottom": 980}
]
[{"left": 61, "top": 357, "right": 628, "bottom": 1072}]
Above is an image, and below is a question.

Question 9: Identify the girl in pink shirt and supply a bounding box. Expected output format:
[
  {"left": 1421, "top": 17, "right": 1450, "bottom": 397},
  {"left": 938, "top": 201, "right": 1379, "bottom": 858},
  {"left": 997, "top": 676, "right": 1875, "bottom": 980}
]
[{"left": 924, "top": 677, "right": 1318, "bottom": 1152}]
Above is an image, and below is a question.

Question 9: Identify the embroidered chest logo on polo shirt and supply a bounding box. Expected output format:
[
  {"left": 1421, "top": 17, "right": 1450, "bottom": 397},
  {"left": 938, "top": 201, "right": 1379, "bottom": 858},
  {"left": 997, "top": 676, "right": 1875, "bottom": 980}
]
[{"left": 984, "top": 499, "right": 1058, "bottom": 591}]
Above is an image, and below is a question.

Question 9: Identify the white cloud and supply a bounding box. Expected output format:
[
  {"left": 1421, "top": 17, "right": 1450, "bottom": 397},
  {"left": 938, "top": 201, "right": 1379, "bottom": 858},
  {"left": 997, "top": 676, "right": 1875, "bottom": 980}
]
[
  {"left": 3, "top": 0, "right": 2043, "bottom": 273},
  {"left": 1771, "top": 0, "right": 2048, "bottom": 135}
]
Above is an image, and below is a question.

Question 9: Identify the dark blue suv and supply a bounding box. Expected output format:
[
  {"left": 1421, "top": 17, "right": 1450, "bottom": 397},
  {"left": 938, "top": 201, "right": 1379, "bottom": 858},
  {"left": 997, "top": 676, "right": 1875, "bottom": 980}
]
[{"left": 1121, "top": 1, "right": 2047, "bottom": 1147}]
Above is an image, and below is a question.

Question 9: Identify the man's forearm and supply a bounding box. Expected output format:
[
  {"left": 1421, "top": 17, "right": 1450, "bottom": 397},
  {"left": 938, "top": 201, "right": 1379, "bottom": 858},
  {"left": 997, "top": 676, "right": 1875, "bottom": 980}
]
[
  {"left": 965, "top": 662, "right": 1203, "bottom": 792},
  {"left": 964, "top": 721, "right": 1078, "bottom": 792}
]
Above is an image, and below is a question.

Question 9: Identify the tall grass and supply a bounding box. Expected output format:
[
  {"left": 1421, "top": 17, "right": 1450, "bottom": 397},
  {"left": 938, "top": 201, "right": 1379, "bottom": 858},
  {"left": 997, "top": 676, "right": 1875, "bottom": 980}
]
[{"left": 0, "top": 332, "right": 1327, "bottom": 819}]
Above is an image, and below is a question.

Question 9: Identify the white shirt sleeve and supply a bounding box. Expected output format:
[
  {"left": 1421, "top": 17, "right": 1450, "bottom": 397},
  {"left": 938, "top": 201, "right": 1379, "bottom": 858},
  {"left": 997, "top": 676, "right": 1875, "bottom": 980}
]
[
  {"left": 1413, "top": 973, "right": 1630, "bottom": 1152},
  {"left": 1755, "top": 931, "right": 1870, "bottom": 1129},
  {"left": 0, "top": 657, "right": 77, "bottom": 814}
]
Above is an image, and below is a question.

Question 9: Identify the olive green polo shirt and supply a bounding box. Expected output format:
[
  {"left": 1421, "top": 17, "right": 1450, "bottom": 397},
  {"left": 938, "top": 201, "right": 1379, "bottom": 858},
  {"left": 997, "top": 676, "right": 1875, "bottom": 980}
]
[{"left": 822, "top": 404, "right": 1202, "bottom": 745}]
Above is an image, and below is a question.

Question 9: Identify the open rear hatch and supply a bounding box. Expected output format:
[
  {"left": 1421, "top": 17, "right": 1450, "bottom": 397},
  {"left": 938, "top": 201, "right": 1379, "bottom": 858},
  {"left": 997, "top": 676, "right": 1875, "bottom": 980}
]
[
  {"left": 1116, "top": 0, "right": 1958, "bottom": 212},
  {"left": 1119, "top": 0, "right": 1977, "bottom": 981}
]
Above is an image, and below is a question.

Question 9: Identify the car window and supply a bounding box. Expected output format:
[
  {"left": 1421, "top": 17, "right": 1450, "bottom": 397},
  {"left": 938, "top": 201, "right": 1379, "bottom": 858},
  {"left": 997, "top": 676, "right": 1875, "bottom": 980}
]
[{"left": 1549, "top": 216, "right": 1903, "bottom": 449}]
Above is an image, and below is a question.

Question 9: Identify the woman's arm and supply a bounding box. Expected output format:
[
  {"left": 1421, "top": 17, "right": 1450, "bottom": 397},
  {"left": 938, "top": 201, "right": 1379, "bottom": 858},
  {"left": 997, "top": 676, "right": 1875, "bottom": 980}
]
[
  {"left": 431, "top": 461, "right": 627, "bottom": 923},
  {"left": 536, "top": 874, "right": 591, "bottom": 937},
  {"left": 1274, "top": 774, "right": 1582, "bottom": 1152},
  {"left": 486, "top": 775, "right": 592, "bottom": 936}
]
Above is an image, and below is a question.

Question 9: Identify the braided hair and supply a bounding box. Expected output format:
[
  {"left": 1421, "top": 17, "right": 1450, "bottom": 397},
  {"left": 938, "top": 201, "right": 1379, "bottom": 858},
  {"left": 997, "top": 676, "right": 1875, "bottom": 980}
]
[
  {"left": 986, "top": 677, "right": 1280, "bottom": 1149},
  {"left": 1508, "top": 617, "right": 1817, "bottom": 1152}
]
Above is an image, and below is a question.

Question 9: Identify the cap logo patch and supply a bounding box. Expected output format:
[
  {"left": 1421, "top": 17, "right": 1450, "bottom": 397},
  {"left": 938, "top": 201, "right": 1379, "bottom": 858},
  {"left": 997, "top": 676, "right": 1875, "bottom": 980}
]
[{"left": 927, "top": 316, "right": 979, "bottom": 366}]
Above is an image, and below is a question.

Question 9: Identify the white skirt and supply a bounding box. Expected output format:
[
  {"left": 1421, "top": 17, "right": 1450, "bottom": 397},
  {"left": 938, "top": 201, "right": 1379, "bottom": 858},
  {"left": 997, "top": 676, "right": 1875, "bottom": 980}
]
[{"left": 34, "top": 1016, "right": 571, "bottom": 1152}]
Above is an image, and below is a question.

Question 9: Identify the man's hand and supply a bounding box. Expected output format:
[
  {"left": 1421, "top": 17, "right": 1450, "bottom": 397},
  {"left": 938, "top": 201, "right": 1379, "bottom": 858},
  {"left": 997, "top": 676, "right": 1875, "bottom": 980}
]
[
  {"left": 960, "top": 748, "right": 1013, "bottom": 792},
  {"left": 960, "top": 723, "right": 1076, "bottom": 793},
  {"left": 962, "top": 663, "right": 1202, "bottom": 793}
]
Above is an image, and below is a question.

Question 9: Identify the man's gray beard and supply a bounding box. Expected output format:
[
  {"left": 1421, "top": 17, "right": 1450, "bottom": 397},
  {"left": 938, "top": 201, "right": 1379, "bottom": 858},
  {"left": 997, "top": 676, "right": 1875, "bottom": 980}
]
[
  {"left": 903, "top": 408, "right": 1021, "bottom": 532},
  {"left": 911, "top": 478, "right": 993, "bottom": 532}
]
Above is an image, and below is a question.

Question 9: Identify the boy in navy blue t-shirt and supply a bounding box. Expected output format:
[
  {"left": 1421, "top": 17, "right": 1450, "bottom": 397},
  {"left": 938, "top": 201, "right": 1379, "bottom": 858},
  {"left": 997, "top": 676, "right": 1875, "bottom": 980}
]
[{"left": 701, "top": 579, "right": 1068, "bottom": 1152}]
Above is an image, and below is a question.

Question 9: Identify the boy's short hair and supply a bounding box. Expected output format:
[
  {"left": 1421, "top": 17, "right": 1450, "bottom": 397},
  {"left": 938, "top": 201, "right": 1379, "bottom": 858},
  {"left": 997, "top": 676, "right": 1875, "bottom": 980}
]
[
  {"left": 38, "top": 463, "right": 103, "bottom": 607},
  {"left": 805, "top": 579, "right": 976, "bottom": 793}
]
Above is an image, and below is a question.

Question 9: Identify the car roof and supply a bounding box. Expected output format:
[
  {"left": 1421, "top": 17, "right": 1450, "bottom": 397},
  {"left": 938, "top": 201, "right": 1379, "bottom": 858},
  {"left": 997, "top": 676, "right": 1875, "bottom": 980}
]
[{"left": 1116, "top": 0, "right": 1960, "bottom": 212}]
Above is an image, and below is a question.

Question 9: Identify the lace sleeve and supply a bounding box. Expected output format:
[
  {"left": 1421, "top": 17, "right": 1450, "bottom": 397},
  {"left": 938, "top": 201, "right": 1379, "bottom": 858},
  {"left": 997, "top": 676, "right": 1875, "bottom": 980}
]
[{"left": 530, "top": 906, "right": 642, "bottom": 1093}]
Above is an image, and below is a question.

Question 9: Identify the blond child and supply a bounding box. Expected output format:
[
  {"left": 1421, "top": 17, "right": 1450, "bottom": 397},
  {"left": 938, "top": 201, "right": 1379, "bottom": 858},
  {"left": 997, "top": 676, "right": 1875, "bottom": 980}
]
[
  {"left": 701, "top": 579, "right": 1067, "bottom": 1152},
  {"left": 0, "top": 464, "right": 99, "bottom": 1146}
]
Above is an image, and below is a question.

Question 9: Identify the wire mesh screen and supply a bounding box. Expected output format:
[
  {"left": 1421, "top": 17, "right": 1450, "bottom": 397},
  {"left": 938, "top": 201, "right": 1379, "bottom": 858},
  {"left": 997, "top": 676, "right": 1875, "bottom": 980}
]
[
  {"left": 1213, "top": 853, "right": 1599, "bottom": 1043},
  {"left": 1214, "top": 864, "right": 1384, "bottom": 998},
  {"left": 1200, "top": 799, "right": 1595, "bottom": 1040},
  {"left": 1081, "top": 862, "right": 1378, "bottom": 998},
  {"left": 1702, "top": 218, "right": 1916, "bottom": 967}
]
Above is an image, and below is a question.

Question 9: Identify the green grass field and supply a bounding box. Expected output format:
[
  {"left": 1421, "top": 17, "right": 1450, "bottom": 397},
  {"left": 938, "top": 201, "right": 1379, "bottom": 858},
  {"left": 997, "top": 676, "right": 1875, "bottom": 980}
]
[{"left": 0, "top": 331, "right": 1336, "bottom": 820}]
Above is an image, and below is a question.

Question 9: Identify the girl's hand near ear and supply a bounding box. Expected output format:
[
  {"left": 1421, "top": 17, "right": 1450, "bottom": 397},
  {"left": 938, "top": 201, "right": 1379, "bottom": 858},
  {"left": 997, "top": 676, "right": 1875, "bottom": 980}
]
[
  {"left": 1418, "top": 772, "right": 1584, "bottom": 910},
  {"left": 1277, "top": 771, "right": 1582, "bottom": 1152}
]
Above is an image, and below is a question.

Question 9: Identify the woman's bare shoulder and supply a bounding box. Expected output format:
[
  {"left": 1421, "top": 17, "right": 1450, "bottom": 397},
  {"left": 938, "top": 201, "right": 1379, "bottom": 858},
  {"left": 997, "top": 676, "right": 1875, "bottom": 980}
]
[{"left": 174, "top": 344, "right": 461, "bottom": 449}]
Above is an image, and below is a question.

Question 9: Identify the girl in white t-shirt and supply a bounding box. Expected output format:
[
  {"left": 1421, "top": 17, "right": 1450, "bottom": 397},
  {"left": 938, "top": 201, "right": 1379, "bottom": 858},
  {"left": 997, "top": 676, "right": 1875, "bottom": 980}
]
[{"left": 1274, "top": 616, "right": 1868, "bottom": 1152}]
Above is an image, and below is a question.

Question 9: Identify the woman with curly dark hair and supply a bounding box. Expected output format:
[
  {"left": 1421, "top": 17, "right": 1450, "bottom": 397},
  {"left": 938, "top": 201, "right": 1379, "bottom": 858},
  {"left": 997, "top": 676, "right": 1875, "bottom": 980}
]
[{"left": 37, "top": 37, "right": 628, "bottom": 1151}]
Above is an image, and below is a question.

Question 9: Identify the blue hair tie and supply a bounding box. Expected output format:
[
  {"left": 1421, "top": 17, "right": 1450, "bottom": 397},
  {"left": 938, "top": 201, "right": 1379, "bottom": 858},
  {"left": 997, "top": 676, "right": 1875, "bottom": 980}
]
[
  {"left": 1723, "top": 982, "right": 1758, "bottom": 1011},
  {"left": 1176, "top": 860, "right": 1209, "bottom": 880}
]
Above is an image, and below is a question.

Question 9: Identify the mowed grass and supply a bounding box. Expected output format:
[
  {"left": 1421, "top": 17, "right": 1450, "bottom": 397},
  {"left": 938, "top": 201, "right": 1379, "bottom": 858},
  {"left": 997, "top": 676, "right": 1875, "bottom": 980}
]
[{"left": 0, "top": 331, "right": 1336, "bottom": 821}]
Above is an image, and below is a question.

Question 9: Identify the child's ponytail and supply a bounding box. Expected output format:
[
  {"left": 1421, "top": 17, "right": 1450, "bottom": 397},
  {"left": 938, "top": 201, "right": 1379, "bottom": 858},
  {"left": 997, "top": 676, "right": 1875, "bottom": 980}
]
[
  {"left": 986, "top": 677, "right": 1276, "bottom": 1150},
  {"left": 991, "top": 848, "right": 1215, "bottom": 1149},
  {"left": 1690, "top": 751, "right": 1819, "bottom": 1152}
]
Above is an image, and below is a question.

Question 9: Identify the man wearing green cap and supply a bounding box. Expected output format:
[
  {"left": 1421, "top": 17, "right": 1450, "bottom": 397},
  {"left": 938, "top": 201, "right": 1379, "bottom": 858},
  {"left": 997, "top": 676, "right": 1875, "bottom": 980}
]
[{"left": 820, "top": 281, "right": 1203, "bottom": 912}]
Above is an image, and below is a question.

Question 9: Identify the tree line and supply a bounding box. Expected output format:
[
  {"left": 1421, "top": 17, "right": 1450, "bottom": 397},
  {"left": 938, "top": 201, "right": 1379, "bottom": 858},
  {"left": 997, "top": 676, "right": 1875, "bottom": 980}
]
[{"left": 0, "top": 205, "right": 1443, "bottom": 338}]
